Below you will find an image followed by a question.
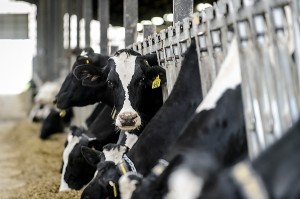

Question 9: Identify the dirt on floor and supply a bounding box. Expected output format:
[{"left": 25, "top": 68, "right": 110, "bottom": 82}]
[{"left": 0, "top": 120, "right": 82, "bottom": 199}]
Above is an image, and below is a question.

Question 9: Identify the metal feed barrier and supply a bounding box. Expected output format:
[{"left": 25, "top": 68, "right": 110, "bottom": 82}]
[{"left": 128, "top": 0, "right": 300, "bottom": 159}]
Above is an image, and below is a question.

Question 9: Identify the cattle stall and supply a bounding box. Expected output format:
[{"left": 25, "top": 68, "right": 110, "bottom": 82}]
[{"left": 124, "top": 0, "right": 300, "bottom": 159}]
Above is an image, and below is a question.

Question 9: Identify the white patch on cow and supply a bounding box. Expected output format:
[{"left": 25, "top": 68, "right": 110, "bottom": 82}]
[
  {"left": 113, "top": 53, "right": 142, "bottom": 130},
  {"left": 119, "top": 172, "right": 140, "bottom": 199},
  {"left": 59, "top": 132, "right": 80, "bottom": 192},
  {"left": 196, "top": 36, "right": 241, "bottom": 113},
  {"left": 34, "top": 81, "right": 60, "bottom": 105},
  {"left": 166, "top": 168, "right": 204, "bottom": 199},
  {"left": 124, "top": 132, "right": 138, "bottom": 149},
  {"left": 29, "top": 104, "right": 52, "bottom": 121},
  {"left": 103, "top": 145, "right": 128, "bottom": 164},
  {"left": 80, "top": 50, "right": 88, "bottom": 57}
]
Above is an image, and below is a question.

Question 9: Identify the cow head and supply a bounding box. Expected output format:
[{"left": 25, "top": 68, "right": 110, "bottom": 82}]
[
  {"left": 55, "top": 47, "right": 111, "bottom": 109},
  {"left": 59, "top": 126, "right": 103, "bottom": 191},
  {"left": 74, "top": 49, "right": 166, "bottom": 131},
  {"left": 81, "top": 147, "right": 121, "bottom": 199},
  {"left": 39, "top": 108, "right": 73, "bottom": 139}
]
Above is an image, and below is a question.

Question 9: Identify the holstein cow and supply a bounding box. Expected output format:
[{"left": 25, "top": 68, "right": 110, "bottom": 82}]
[
  {"left": 39, "top": 107, "right": 74, "bottom": 139},
  {"left": 198, "top": 116, "right": 300, "bottom": 199},
  {"left": 79, "top": 40, "right": 203, "bottom": 199},
  {"left": 73, "top": 49, "right": 165, "bottom": 131},
  {"left": 59, "top": 126, "right": 106, "bottom": 191},
  {"left": 59, "top": 105, "right": 120, "bottom": 191},
  {"left": 55, "top": 47, "right": 112, "bottom": 109},
  {"left": 29, "top": 81, "right": 74, "bottom": 139},
  {"left": 57, "top": 48, "right": 164, "bottom": 191},
  {"left": 126, "top": 36, "right": 247, "bottom": 199}
]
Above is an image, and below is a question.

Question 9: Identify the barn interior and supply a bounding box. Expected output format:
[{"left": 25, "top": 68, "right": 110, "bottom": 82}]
[{"left": 0, "top": 0, "right": 299, "bottom": 198}]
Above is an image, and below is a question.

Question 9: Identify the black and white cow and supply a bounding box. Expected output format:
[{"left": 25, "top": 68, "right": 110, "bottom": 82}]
[
  {"left": 73, "top": 49, "right": 165, "bottom": 131},
  {"left": 198, "top": 116, "right": 300, "bottom": 199},
  {"left": 59, "top": 104, "right": 120, "bottom": 191},
  {"left": 124, "top": 36, "right": 247, "bottom": 199},
  {"left": 79, "top": 40, "right": 203, "bottom": 199},
  {"left": 55, "top": 47, "right": 112, "bottom": 109},
  {"left": 57, "top": 48, "right": 163, "bottom": 191},
  {"left": 59, "top": 126, "right": 105, "bottom": 191},
  {"left": 39, "top": 107, "right": 74, "bottom": 139}
]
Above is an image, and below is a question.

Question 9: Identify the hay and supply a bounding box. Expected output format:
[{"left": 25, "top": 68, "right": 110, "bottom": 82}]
[{"left": 0, "top": 120, "right": 82, "bottom": 199}]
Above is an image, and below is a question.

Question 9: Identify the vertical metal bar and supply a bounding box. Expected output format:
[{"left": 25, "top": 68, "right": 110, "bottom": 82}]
[
  {"left": 84, "top": 0, "right": 92, "bottom": 47},
  {"left": 124, "top": 0, "right": 138, "bottom": 47},
  {"left": 99, "top": 0, "right": 109, "bottom": 55},
  {"left": 76, "top": 0, "right": 81, "bottom": 48},
  {"left": 173, "top": 0, "right": 193, "bottom": 24}
]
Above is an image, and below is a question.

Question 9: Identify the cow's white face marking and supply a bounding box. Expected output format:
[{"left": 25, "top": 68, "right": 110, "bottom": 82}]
[
  {"left": 59, "top": 132, "right": 80, "bottom": 192},
  {"left": 166, "top": 168, "right": 204, "bottom": 199},
  {"left": 196, "top": 36, "right": 241, "bottom": 113},
  {"left": 119, "top": 172, "right": 141, "bottom": 199},
  {"left": 113, "top": 52, "right": 142, "bottom": 130},
  {"left": 124, "top": 132, "right": 138, "bottom": 149},
  {"left": 80, "top": 50, "right": 88, "bottom": 57},
  {"left": 103, "top": 145, "right": 128, "bottom": 164}
]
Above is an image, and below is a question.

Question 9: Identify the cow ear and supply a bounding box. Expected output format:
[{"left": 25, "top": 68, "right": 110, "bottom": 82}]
[
  {"left": 81, "top": 146, "right": 102, "bottom": 167},
  {"left": 145, "top": 66, "right": 167, "bottom": 89},
  {"left": 73, "top": 64, "right": 108, "bottom": 87},
  {"left": 88, "top": 139, "right": 103, "bottom": 151}
]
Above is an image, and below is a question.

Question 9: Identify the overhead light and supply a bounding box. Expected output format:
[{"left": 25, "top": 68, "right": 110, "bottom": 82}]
[
  {"left": 196, "top": 3, "right": 212, "bottom": 12},
  {"left": 151, "top": 17, "right": 164, "bottom": 26},
  {"left": 163, "top": 13, "right": 173, "bottom": 22},
  {"left": 140, "top": 20, "right": 152, "bottom": 25},
  {"left": 137, "top": 23, "right": 143, "bottom": 31}
]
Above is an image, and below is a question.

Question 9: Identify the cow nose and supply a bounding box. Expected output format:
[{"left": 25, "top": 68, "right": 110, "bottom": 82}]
[{"left": 119, "top": 112, "right": 138, "bottom": 126}]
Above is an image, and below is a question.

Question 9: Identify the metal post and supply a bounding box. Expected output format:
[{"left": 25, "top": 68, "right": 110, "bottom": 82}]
[
  {"left": 84, "top": 0, "right": 92, "bottom": 47},
  {"left": 98, "top": 0, "right": 109, "bottom": 55},
  {"left": 76, "top": 0, "right": 82, "bottom": 48},
  {"left": 124, "top": 0, "right": 138, "bottom": 47},
  {"left": 173, "top": 0, "right": 193, "bottom": 24}
]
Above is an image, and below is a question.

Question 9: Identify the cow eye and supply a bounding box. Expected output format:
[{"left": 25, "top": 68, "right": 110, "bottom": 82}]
[{"left": 107, "top": 80, "right": 114, "bottom": 88}]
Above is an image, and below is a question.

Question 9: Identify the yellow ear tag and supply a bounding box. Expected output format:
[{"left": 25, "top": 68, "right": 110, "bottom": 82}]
[
  {"left": 59, "top": 110, "right": 66, "bottom": 118},
  {"left": 152, "top": 75, "right": 161, "bottom": 89},
  {"left": 113, "top": 184, "right": 118, "bottom": 197},
  {"left": 86, "top": 59, "right": 89, "bottom": 64}
]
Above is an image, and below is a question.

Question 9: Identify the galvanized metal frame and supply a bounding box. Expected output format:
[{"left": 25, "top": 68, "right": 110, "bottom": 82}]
[{"left": 127, "top": 0, "right": 300, "bottom": 159}]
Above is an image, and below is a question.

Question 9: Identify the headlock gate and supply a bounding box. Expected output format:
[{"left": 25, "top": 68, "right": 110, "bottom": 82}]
[{"left": 128, "top": 0, "right": 300, "bottom": 159}]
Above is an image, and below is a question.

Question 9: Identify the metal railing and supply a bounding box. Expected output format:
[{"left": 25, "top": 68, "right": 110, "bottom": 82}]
[{"left": 128, "top": 0, "right": 300, "bottom": 159}]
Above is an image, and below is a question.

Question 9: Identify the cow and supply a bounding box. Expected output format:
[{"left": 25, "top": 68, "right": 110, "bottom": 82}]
[
  {"left": 59, "top": 126, "right": 105, "bottom": 191},
  {"left": 54, "top": 47, "right": 112, "bottom": 109},
  {"left": 39, "top": 107, "right": 73, "bottom": 139},
  {"left": 79, "top": 39, "right": 203, "bottom": 199},
  {"left": 117, "top": 35, "right": 247, "bottom": 199},
  {"left": 197, "top": 116, "right": 300, "bottom": 199},
  {"left": 59, "top": 104, "right": 119, "bottom": 191},
  {"left": 56, "top": 47, "right": 161, "bottom": 191},
  {"left": 73, "top": 49, "right": 166, "bottom": 131},
  {"left": 29, "top": 81, "right": 74, "bottom": 139}
]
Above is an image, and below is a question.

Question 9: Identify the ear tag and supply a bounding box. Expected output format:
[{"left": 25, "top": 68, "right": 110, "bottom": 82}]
[
  {"left": 59, "top": 110, "right": 66, "bottom": 118},
  {"left": 86, "top": 59, "right": 90, "bottom": 64},
  {"left": 152, "top": 75, "right": 161, "bottom": 89},
  {"left": 91, "top": 146, "right": 96, "bottom": 151},
  {"left": 111, "top": 106, "right": 117, "bottom": 120}
]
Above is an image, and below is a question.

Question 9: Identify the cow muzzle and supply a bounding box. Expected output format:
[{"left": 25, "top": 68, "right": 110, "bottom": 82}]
[{"left": 116, "top": 112, "right": 141, "bottom": 130}]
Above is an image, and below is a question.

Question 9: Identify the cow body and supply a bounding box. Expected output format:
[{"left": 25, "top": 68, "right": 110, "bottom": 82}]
[
  {"left": 199, "top": 117, "right": 300, "bottom": 199},
  {"left": 129, "top": 36, "right": 247, "bottom": 199},
  {"left": 80, "top": 40, "right": 203, "bottom": 199}
]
